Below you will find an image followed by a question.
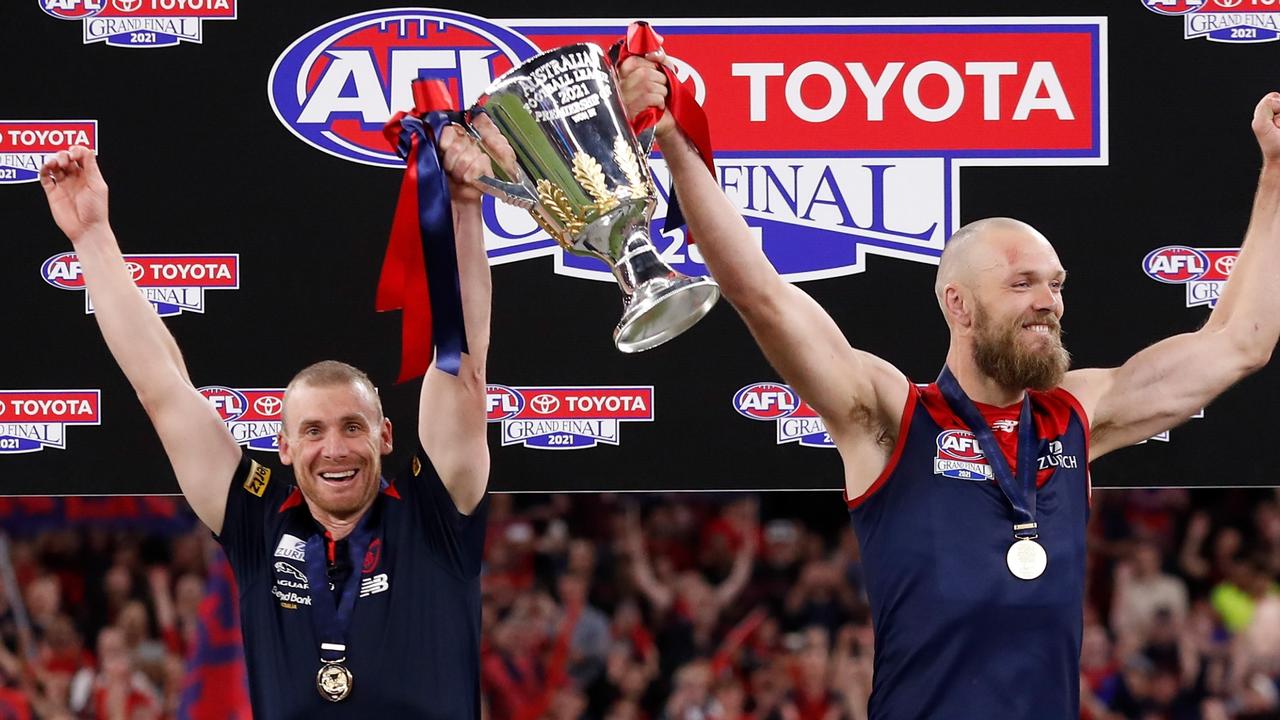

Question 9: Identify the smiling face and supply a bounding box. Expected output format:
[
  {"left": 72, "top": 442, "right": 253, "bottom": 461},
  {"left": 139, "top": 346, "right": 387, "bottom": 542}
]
[
  {"left": 938, "top": 219, "right": 1071, "bottom": 391},
  {"left": 277, "top": 377, "right": 392, "bottom": 525}
]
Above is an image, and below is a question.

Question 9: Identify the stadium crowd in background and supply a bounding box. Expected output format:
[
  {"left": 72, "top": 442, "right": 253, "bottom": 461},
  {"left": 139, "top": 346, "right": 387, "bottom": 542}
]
[{"left": 1, "top": 486, "right": 1278, "bottom": 720}]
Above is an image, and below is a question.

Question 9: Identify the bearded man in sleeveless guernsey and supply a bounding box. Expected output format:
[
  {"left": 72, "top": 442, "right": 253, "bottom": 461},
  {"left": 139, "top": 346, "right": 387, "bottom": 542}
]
[{"left": 613, "top": 62, "right": 1280, "bottom": 718}]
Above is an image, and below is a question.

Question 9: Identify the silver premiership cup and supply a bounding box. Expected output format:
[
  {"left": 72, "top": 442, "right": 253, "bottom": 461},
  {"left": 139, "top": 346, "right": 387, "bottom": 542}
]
[{"left": 464, "top": 42, "right": 719, "bottom": 353}]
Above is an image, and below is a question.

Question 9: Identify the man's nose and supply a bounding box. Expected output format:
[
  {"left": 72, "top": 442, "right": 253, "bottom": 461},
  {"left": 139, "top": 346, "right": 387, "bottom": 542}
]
[
  {"left": 1032, "top": 284, "right": 1058, "bottom": 311},
  {"left": 321, "top": 433, "right": 348, "bottom": 459}
]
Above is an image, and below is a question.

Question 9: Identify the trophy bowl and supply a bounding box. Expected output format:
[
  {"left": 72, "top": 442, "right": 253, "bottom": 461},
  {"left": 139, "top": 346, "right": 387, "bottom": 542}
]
[{"left": 466, "top": 42, "right": 720, "bottom": 352}]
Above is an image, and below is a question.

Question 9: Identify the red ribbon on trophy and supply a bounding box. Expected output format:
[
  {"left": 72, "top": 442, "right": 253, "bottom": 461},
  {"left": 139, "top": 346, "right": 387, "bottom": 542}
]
[
  {"left": 612, "top": 21, "right": 715, "bottom": 241},
  {"left": 378, "top": 78, "right": 468, "bottom": 382}
]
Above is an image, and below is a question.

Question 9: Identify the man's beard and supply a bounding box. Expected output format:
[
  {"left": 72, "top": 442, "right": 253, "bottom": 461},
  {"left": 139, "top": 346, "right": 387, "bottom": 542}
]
[{"left": 972, "top": 303, "right": 1071, "bottom": 391}]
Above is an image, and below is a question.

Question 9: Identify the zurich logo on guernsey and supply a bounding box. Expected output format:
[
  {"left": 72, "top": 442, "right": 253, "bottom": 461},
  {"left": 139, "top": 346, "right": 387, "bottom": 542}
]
[{"left": 267, "top": 9, "right": 540, "bottom": 168}]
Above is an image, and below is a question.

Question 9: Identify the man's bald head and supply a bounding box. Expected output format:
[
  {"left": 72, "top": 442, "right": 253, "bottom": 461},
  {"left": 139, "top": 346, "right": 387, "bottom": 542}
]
[{"left": 934, "top": 218, "right": 1052, "bottom": 311}]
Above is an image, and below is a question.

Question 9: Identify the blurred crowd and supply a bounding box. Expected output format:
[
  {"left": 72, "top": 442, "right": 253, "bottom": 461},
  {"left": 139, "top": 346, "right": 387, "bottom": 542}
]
[{"left": 1, "top": 486, "right": 1278, "bottom": 720}]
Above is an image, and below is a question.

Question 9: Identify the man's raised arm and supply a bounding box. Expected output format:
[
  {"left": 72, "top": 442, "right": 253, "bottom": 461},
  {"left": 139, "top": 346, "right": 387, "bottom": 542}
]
[
  {"left": 619, "top": 56, "right": 909, "bottom": 472},
  {"left": 417, "top": 119, "right": 509, "bottom": 514},
  {"left": 1064, "top": 92, "right": 1280, "bottom": 458},
  {"left": 40, "top": 147, "right": 240, "bottom": 532}
]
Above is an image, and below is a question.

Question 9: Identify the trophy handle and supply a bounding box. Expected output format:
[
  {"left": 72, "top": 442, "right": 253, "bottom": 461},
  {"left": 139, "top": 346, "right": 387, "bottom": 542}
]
[{"left": 452, "top": 115, "right": 538, "bottom": 210}]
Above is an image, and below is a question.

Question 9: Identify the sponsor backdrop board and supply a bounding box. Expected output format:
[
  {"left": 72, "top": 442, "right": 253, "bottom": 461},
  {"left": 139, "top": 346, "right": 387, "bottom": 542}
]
[{"left": 1, "top": 1, "right": 1277, "bottom": 495}]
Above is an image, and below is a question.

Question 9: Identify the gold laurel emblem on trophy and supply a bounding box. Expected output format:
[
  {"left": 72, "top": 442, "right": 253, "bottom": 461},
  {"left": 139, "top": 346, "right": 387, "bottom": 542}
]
[
  {"left": 572, "top": 152, "right": 620, "bottom": 216},
  {"left": 536, "top": 179, "right": 584, "bottom": 247},
  {"left": 613, "top": 137, "right": 653, "bottom": 199}
]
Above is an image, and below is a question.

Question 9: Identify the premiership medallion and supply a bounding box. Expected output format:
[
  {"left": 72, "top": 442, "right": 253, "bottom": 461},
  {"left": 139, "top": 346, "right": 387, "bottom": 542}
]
[
  {"left": 316, "top": 661, "right": 353, "bottom": 702},
  {"left": 1006, "top": 538, "right": 1048, "bottom": 581}
]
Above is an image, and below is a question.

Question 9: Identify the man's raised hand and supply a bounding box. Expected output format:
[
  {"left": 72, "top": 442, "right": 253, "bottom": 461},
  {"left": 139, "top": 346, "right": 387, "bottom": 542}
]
[
  {"left": 1253, "top": 91, "right": 1280, "bottom": 164},
  {"left": 40, "top": 145, "right": 109, "bottom": 243}
]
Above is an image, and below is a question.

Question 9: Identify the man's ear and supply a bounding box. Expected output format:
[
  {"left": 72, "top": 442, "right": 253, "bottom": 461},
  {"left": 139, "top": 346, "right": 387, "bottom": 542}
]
[
  {"left": 380, "top": 418, "right": 393, "bottom": 455},
  {"left": 278, "top": 431, "right": 293, "bottom": 466},
  {"left": 944, "top": 285, "right": 973, "bottom": 330}
]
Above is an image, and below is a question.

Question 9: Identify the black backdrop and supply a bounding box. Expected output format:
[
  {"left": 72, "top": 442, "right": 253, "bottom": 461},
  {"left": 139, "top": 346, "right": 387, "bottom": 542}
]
[{"left": 2, "top": 1, "right": 1277, "bottom": 496}]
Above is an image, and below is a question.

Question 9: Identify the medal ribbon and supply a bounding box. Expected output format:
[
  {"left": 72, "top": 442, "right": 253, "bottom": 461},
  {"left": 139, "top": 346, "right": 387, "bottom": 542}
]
[
  {"left": 303, "top": 511, "right": 377, "bottom": 666},
  {"left": 377, "top": 77, "right": 468, "bottom": 382},
  {"left": 936, "top": 367, "right": 1039, "bottom": 539},
  {"left": 611, "top": 21, "right": 715, "bottom": 241}
]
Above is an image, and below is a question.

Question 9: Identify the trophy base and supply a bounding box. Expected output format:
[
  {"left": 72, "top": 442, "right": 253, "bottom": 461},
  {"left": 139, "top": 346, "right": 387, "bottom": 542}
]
[{"left": 614, "top": 275, "right": 720, "bottom": 353}]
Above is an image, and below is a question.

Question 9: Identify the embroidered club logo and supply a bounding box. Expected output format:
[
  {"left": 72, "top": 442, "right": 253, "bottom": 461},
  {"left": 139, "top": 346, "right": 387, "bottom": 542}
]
[
  {"left": 198, "top": 386, "right": 284, "bottom": 452},
  {"left": 362, "top": 539, "right": 382, "bottom": 574},
  {"left": 1141, "top": 0, "right": 1280, "bottom": 42},
  {"left": 485, "top": 385, "right": 653, "bottom": 449},
  {"left": 0, "top": 390, "right": 100, "bottom": 454},
  {"left": 0, "top": 121, "right": 97, "bottom": 185},
  {"left": 934, "top": 429, "right": 991, "bottom": 480},
  {"left": 40, "top": 0, "right": 237, "bottom": 48},
  {"left": 733, "top": 382, "right": 833, "bottom": 448},
  {"left": 268, "top": 9, "right": 539, "bottom": 168},
  {"left": 1142, "top": 245, "right": 1238, "bottom": 308},
  {"left": 495, "top": 17, "right": 1107, "bottom": 283},
  {"left": 43, "top": 253, "right": 239, "bottom": 317}
]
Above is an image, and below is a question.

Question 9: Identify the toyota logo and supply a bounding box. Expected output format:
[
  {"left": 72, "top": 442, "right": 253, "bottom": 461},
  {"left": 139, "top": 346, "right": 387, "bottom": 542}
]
[
  {"left": 530, "top": 394, "right": 560, "bottom": 414},
  {"left": 124, "top": 261, "right": 145, "bottom": 282},
  {"left": 1215, "top": 0, "right": 1243, "bottom": 7},
  {"left": 254, "top": 396, "right": 283, "bottom": 417},
  {"left": 113, "top": 0, "right": 143, "bottom": 12},
  {"left": 0, "top": 401, "right": 6, "bottom": 415},
  {"left": 1215, "top": 255, "right": 1237, "bottom": 276}
]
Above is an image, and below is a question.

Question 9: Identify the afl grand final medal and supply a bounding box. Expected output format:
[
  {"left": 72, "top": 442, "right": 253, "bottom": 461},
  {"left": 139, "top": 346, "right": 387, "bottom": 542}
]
[
  {"left": 317, "top": 661, "right": 353, "bottom": 702},
  {"left": 1006, "top": 537, "right": 1048, "bottom": 580}
]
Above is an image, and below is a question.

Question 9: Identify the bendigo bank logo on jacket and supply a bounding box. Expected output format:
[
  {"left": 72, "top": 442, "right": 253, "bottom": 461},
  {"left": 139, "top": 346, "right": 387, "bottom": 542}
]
[{"left": 269, "top": 12, "right": 1106, "bottom": 285}]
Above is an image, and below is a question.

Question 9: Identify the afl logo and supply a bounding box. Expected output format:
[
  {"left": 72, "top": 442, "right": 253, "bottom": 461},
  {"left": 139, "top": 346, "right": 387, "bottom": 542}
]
[
  {"left": 936, "top": 429, "right": 984, "bottom": 461},
  {"left": 485, "top": 385, "right": 524, "bottom": 421},
  {"left": 267, "top": 9, "right": 540, "bottom": 168},
  {"left": 1139, "top": 0, "right": 1205, "bottom": 15},
  {"left": 199, "top": 386, "right": 249, "bottom": 422},
  {"left": 40, "top": 0, "right": 105, "bottom": 20},
  {"left": 733, "top": 383, "right": 799, "bottom": 420},
  {"left": 1143, "top": 246, "right": 1209, "bottom": 284}
]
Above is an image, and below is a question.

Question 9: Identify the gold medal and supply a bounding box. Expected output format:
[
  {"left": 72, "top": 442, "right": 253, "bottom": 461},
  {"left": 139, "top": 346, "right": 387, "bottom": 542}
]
[{"left": 316, "top": 661, "right": 354, "bottom": 702}]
